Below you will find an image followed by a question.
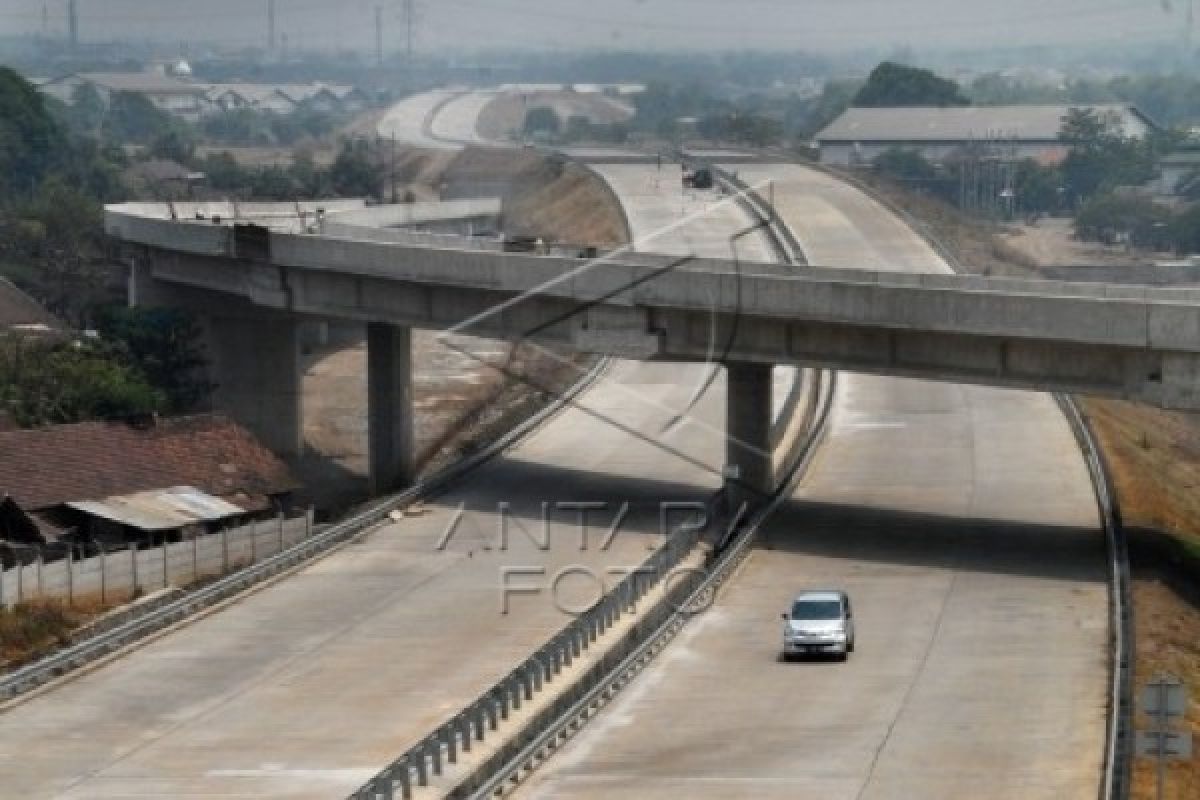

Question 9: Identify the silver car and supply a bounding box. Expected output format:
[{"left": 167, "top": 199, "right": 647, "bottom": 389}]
[{"left": 781, "top": 590, "right": 855, "bottom": 660}]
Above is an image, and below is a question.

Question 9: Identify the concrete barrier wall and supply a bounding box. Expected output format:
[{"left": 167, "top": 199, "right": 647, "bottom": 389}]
[
  {"left": 0, "top": 512, "right": 313, "bottom": 608},
  {"left": 326, "top": 198, "right": 501, "bottom": 228}
]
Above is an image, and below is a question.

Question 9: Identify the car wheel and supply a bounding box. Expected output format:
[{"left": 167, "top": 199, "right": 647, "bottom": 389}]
[{"left": 848, "top": 639, "right": 856, "bottom": 653}]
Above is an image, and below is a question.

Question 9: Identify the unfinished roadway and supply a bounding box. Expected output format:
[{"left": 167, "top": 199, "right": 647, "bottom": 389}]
[
  {"left": 0, "top": 157, "right": 791, "bottom": 797},
  {"left": 514, "top": 164, "right": 1110, "bottom": 799}
]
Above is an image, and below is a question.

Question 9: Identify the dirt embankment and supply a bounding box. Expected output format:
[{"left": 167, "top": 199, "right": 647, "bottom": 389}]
[
  {"left": 297, "top": 147, "right": 629, "bottom": 514},
  {"left": 846, "top": 169, "right": 1200, "bottom": 800},
  {"left": 501, "top": 158, "right": 628, "bottom": 247}
]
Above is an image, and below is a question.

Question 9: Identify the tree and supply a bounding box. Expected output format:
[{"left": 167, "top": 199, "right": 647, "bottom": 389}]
[
  {"left": 0, "top": 177, "right": 110, "bottom": 325},
  {"left": 67, "top": 83, "right": 106, "bottom": 135},
  {"left": 1059, "top": 108, "right": 1158, "bottom": 205},
  {"left": 0, "top": 335, "right": 164, "bottom": 427},
  {"left": 0, "top": 66, "right": 63, "bottom": 199},
  {"left": 1012, "top": 159, "right": 1062, "bottom": 213},
  {"left": 1074, "top": 193, "right": 1173, "bottom": 248},
  {"left": 523, "top": 107, "right": 561, "bottom": 137},
  {"left": 329, "top": 138, "right": 380, "bottom": 198},
  {"left": 853, "top": 62, "right": 970, "bottom": 108},
  {"left": 103, "top": 91, "right": 176, "bottom": 145},
  {"left": 94, "top": 307, "right": 213, "bottom": 413}
]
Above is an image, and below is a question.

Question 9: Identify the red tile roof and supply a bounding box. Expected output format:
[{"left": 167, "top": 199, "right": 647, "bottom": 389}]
[{"left": 0, "top": 414, "right": 298, "bottom": 512}]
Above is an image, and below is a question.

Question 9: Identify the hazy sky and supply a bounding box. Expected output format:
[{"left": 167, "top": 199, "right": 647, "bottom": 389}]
[{"left": 0, "top": 0, "right": 1183, "bottom": 54}]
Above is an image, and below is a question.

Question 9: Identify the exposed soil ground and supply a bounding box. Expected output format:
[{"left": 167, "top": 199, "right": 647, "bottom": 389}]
[
  {"left": 294, "top": 146, "right": 629, "bottom": 515},
  {"left": 842, "top": 167, "right": 1200, "bottom": 797}
]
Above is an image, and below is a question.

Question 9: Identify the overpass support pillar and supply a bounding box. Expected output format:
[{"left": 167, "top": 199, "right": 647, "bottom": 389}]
[
  {"left": 367, "top": 322, "right": 415, "bottom": 495},
  {"left": 206, "top": 314, "right": 304, "bottom": 459},
  {"left": 725, "top": 362, "right": 774, "bottom": 512}
]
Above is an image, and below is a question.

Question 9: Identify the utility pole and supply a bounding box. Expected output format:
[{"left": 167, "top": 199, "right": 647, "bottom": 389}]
[
  {"left": 268, "top": 0, "right": 277, "bottom": 54},
  {"left": 375, "top": 5, "right": 384, "bottom": 67},
  {"left": 67, "top": 0, "right": 78, "bottom": 51},
  {"left": 404, "top": 0, "right": 415, "bottom": 72}
]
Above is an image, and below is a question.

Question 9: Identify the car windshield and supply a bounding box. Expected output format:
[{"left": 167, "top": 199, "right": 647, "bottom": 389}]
[{"left": 791, "top": 600, "right": 842, "bottom": 620}]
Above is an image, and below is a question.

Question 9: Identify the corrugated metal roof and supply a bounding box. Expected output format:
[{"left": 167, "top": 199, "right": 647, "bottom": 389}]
[
  {"left": 67, "top": 486, "right": 246, "bottom": 532},
  {"left": 816, "top": 104, "right": 1152, "bottom": 144}
]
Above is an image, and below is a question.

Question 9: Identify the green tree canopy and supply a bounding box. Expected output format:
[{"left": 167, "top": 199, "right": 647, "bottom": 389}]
[
  {"left": 0, "top": 335, "right": 164, "bottom": 427},
  {"left": 0, "top": 66, "right": 64, "bottom": 199},
  {"left": 523, "top": 106, "right": 562, "bottom": 137},
  {"left": 853, "top": 62, "right": 970, "bottom": 108}
]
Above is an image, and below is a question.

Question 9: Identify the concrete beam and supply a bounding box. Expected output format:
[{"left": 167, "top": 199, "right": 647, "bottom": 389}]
[
  {"left": 367, "top": 322, "right": 415, "bottom": 494},
  {"left": 726, "top": 363, "right": 774, "bottom": 511},
  {"left": 205, "top": 314, "right": 304, "bottom": 459}
]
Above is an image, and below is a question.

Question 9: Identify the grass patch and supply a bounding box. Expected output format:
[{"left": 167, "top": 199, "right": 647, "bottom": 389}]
[{"left": 0, "top": 600, "right": 91, "bottom": 668}]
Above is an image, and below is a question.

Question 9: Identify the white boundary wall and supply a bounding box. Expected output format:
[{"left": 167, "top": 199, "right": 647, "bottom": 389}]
[{"left": 0, "top": 510, "right": 314, "bottom": 608}]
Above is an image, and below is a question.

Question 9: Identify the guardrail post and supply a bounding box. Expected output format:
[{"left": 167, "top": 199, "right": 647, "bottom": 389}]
[
  {"left": 444, "top": 727, "right": 457, "bottom": 764},
  {"left": 397, "top": 759, "right": 412, "bottom": 799},
  {"left": 279, "top": 516, "right": 286, "bottom": 553},
  {"left": 222, "top": 527, "right": 230, "bottom": 573},
  {"left": 99, "top": 543, "right": 107, "bottom": 605},
  {"left": 250, "top": 520, "right": 258, "bottom": 564},
  {"left": 36, "top": 549, "right": 43, "bottom": 598},
  {"left": 193, "top": 534, "right": 199, "bottom": 582},
  {"left": 66, "top": 545, "right": 73, "bottom": 607},
  {"left": 474, "top": 706, "right": 486, "bottom": 740},
  {"left": 497, "top": 687, "right": 510, "bottom": 720},
  {"left": 458, "top": 716, "right": 471, "bottom": 753},
  {"left": 163, "top": 537, "right": 170, "bottom": 588},
  {"left": 485, "top": 699, "right": 498, "bottom": 731},
  {"left": 414, "top": 749, "right": 428, "bottom": 786},
  {"left": 428, "top": 739, "right": 442, "bottom": 776},
  {"left": 131, "top": 544, "right": 138, "bottom": 594}
]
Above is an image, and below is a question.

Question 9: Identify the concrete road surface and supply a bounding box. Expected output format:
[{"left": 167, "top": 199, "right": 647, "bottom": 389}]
[
  {"left": 376, "top": 89, "right": 463, "bottom": 149},
  {"left": 428, "top": 91, "right": 500, "bottom": 146},
  {"left": 514, "top": 164, "right": 1110, "bottom": 800},
  {"left": 0, "top": 170, "right": 783, "bottom": 798}
]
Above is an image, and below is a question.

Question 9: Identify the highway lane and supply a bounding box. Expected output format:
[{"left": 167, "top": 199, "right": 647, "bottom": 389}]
[
  {"left": 376, "top": 88, "right": 463, "bottom": 149},
  {"left": 428, "top": 90, "right": 500, "bottom": 146},
  {"left": 0, "top": 166, "right": 783, "bottom": 799},
  {"left": 514, "top": 163, "right": 1110, "bottom": 799}
]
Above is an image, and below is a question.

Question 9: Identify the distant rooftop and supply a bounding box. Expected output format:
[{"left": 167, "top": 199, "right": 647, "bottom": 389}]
[
  {"left": 51, "top": 71, "right": 211, "bottom": 95},
  {"left": 0, "top": 278, "right": 66, "bottom": 335},
  {"left": 816, "top": 104, "right": 1154, "bottom": 144}
]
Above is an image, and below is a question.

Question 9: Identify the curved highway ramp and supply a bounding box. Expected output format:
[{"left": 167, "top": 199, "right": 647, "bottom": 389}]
[
  {"left": 0, "top": 156, "right": 783, "bottom": 799},
  {"left": 512, "top": 164, "right": 1110, "bottom": 800}
]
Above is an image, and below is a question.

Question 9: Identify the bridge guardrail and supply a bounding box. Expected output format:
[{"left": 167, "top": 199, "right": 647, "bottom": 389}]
[{"left": 0, "top": 357, "right": 611, "bottom": 707}]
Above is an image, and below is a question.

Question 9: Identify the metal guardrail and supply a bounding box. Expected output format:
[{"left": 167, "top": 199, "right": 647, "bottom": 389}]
[
  {"left": 0, "top": 357, "right": 611, "bottom": 706},
  {"left": 347, "top": 367, "right": 835, "bottom": 800},
  {"left": 348, "top": 155, "right": 826, "bottom": 800},
  {"left": 460, "top": 369, "right": 836, "bottom": 800},
  {"left": 822, "top": 151, "right": 1134, "bottom": 800},
  {"left": 1056, "top": 395, "right": 1133, "bottom": 800}
]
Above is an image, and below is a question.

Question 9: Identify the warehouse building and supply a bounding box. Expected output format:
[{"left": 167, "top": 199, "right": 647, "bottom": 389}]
[{"left": 815, "top": 104, "right": 1156, "bottom": 167}]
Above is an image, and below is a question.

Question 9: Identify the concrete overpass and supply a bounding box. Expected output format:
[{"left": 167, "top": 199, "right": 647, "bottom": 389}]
[{"left": 108, "top": 196, "right": 1200, "bottom": 500}]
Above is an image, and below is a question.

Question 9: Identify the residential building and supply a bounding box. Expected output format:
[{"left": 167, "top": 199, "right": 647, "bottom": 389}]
[
  {"left": 0, "top": 414, "right": 298, "bottom": 553},
  {"left": 0, "top": 279, "right": 66, "bottom": 339},
  {"left": 40, "top": 72, "right": 213, "bottom": 120}
]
